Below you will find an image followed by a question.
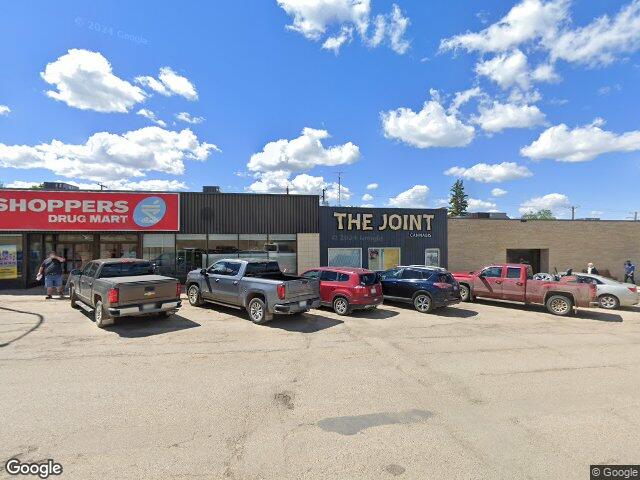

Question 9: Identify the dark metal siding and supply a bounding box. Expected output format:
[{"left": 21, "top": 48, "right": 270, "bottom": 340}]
[
  {"left": 319, "top": 207, "right": 448, "bottom": 268},
  {"left": 179, "top": 193, "right": 319, "bottom": 234}
]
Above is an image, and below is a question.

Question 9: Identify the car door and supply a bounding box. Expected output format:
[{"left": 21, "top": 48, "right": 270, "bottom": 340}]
[
  {"left": 501, "top": 266, "right": 526, "bottom": 301},
  {"left": 473, "top": 266, "right": 504, "bottom": 298},
  {"left": 78, "top": 262, "right": 97, "bottom": 300},
  {"left": 398, "top": 268, "right": 425, "bottom": 299},
  {"left": 209, "top": 261, "right": 242, "bottom": 305},
  {"left": 202, "top": 261, "right": 228, "bottom": 302},
  {"left": 379, "top": 268, "right": 402, "bottom": 297},
  {"left": 319, "top": 270, "right": 339, "bottom": 303}
]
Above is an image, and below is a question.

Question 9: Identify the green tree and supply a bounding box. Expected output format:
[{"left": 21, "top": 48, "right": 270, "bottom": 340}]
[
  {"left": 448, "top": 179, "right": 468, "bottom": 217},
  {"left": 521, "top": 209, "right": 555, "bottom": 220}
]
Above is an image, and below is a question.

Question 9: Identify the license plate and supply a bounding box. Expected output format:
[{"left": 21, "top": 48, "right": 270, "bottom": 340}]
[
  {"left": 370, "top": 287, "right": 376, "bottom": 294},
  {"left": 141, "top": 303, "right": 156, "bottom": 311},
  {"left": 299, "top": 300, "right": 307, "bottom": 307}
]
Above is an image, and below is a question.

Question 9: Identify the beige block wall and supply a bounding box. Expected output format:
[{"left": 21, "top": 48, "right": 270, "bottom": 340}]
[
  {"left": 448, "top": 219, "right": 640, "bottom": 280},
  {"left": 297, "top": 233, "right": 320, "bottom": 273}
]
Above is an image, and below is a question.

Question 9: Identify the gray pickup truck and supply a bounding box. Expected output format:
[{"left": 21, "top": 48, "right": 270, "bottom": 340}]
[
  {"left": 67, "top": 259, "right": 182, "bottom": 328},
  {"left": 185, "top": 259, "right": 320, "bottom": 324}
]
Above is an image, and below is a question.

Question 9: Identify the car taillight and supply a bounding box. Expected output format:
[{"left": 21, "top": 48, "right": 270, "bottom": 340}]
[
  {"left": 107, "top": 287, "right": 119, "bottom": 304},
  {"left": 176, "top": 283, "right": 182, "bottom": 298},
  {"left": 277, "top": 283, "right": 286, "bottom": 300},
  {"left": 433, "top": 282, "right": 451, "bottom": 289},
  {"left": 354, "top": 285, "right": 366, "bottom": 293},
  {"left": 629, "top": 286, "right": 637, "bottom": 293}
]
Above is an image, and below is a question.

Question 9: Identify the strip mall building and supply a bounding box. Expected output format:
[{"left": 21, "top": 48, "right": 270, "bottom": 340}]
[{"left": 1, "top": 187, "right": 639, "bottom": 288}]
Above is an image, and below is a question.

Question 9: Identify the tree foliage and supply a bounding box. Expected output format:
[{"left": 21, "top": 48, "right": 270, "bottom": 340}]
[
  {"left": 448, "top": 179, "right": 468, "bottom": 217},
  {"left": 521, "top": 209, "right": 555, "bottom": 220}
]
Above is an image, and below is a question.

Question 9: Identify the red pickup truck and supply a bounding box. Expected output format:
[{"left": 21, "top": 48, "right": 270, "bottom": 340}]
[{"left": 452, "top": 264, "right": 596, "bottom": 316}]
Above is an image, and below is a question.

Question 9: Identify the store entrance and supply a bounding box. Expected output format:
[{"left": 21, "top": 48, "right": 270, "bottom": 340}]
[
  {"left": 55, "top": 239, "right": 94, "bottom": 275},
  {"left": 506, "top": 249, "right": 544, "bottom": 274}
]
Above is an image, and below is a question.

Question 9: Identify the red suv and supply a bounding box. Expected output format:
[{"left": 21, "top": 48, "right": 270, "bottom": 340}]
[{"left": 301, "top": 267, "right": 383, "bottom": 315}]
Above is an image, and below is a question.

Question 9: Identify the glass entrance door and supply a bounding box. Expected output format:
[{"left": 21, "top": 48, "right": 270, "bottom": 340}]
[{"left": 56, "top": 243, "right": 93, "bottom": 274}]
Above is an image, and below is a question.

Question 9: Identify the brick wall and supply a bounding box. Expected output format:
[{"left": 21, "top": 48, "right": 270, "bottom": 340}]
[
  {"left": 448, "top": 219, "right": 640, "bottom": 280},
  {"left": 297, "top": 233, "right": 320, "bottom": 273}
]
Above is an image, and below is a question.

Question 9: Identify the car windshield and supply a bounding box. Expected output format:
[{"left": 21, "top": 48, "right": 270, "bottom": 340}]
[{"left": 99, "top": 262, "right": 155, "bottom": 278}]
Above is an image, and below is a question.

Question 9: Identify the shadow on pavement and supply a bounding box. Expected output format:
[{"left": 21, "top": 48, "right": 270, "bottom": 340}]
[
  {"left": 349, "top": 307, "right": 399, "bottom": 319},
  {"left": 436, "top": 307, "right": 478, "bottom": 318},
  {"left": 474, "top": 299, "right": 623, "bottom": 322},
  {"left": 0, "top": 306, "right": 45, "bottom": 347},
  {"left": 266, "top": 312, "right": 343, "bottom": 333},
  {"left": 76, "top": 309, "right": 201, "bottom": 337}
]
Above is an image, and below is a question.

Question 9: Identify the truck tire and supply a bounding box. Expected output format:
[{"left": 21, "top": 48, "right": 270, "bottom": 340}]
[
  {"left": 459, "top": 284, "right": 471, "bottom": 302},
  {"left": 187, "top": 284, "right": 203, "bottom": 306},
  {"left": 545, "top": 295, "right": 573, "bottom": 316},
  {"left": 94, "top": 299, "right": 113, "bottom": 328},
  {"left": 413, "top": 293, "right": 434, "bottom": 313},
  {"left": 598, "top": 294, "right": 620, "bottom": 310},
  {"left": 69, "top": 285, "right": 78, "bottom": 308},
  {"left": 333, "top": 296, "right": 351, "bottom": 316},
  {"left": 247, "top": 297, "right": 269, "bottom": 324}
]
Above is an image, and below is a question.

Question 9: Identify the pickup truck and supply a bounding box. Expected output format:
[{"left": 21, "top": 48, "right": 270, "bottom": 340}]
[
  {"left": 452, "top": 263, "right": 596, "bottom": 316},
  {"left": 67, "top": 259, "right": 182, "bottom": 328},
  {"left": 185, "top": 259, "right": 320, "bottom": 324}
]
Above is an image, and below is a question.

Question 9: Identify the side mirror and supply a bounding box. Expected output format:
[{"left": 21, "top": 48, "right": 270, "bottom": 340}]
[
  {"left": 200, "top": 268, "right": 208, "bottom": 276},
  {"left": 70, "top": 269, "right": 82, "bottom": 276}
]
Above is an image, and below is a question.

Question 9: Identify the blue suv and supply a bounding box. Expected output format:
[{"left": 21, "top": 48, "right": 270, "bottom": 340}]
[{"left": 379, "top": 266, "right": 461, "bottom": 313}]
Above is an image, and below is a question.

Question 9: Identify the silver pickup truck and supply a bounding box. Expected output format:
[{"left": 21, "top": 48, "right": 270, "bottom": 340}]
[
  {"left": 185, "top": 259, "right": 320, "bottom": 324},
  {"left": 67, "top": 259, "right": 182, "bottom": 328}
]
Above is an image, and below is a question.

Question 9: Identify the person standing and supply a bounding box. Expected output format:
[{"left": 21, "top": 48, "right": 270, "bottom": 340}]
[
  {"left": 38, "top": 251, "right": 66, "bottom": 299},
  {"left": 587, "top": 262, "right": 599, "bottom": 275},
  {"left": 624, "top": 260, "right": 636, "bottom": 284}
]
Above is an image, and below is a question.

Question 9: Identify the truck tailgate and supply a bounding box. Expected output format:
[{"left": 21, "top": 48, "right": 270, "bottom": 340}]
[
  {"left": 111, "top": 275, "right": 177, "bottom": 304},
  {"left": 285, "top": 278, "right": 319, "bottom": 301}
]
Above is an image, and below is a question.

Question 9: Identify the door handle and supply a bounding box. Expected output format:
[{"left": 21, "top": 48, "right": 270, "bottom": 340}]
[
  {"left": 233, "top": 281, "right": 238, "bottom": 285},
  {"left": 495, "top": 281, "right": 502, "bottom": 284},
  {"left": 215, "top": 279, "right": 220, "bottom": 282},
  {"left": 516, "top": 282, "right": 524, "bottom": 286}
]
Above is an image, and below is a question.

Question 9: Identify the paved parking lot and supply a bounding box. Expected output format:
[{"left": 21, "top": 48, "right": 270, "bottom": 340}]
[{"left": 1, "top": 291, "right": 640, "bottom": 480}]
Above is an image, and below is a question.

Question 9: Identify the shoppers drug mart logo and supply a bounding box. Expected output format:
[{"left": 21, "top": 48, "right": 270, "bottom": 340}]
[{"left": 133, "top": 196, "right": 167, "bottom": 227}]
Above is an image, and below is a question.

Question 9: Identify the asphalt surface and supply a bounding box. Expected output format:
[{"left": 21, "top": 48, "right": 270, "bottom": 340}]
[{"left": 1, "top": 291, "right": 639, "bottom": 480}]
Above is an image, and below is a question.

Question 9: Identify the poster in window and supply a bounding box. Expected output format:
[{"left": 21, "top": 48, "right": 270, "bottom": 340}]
[{"left": 0, "top": 244, "right": 18, "bottom": 279}]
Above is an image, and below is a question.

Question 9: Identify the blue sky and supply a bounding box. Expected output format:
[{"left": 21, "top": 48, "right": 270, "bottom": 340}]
[{"left": 1, "top": 0, "right": 639, "bottom": 219}]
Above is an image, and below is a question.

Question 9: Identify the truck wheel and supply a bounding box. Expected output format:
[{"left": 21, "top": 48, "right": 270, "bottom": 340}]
[
  {"left": 546, "top": 295, "right": 573, "bottom": 316},
  {"left": 413, "top": 293, "right": 433, "bottom": 313},
  {"left": 459, "top": 284, "right": 471, "bottom": 302},
  {"left": 69, "top": 286, "right": 78, "bottom": 308},
  {"left": 248, "top": 297, "right": 269, "bottom": 324},
  {"left": 187, "top": 284, "right": 203, "bottom": 306},
  {"left": 598, "top": 294, "right": 619, "bottom": 310},
  {"left": 94, "top": 300, "right": 113, "bottom": 328},
  {"left": 333, "top": 297, "right": 350, "bottom": 316}
]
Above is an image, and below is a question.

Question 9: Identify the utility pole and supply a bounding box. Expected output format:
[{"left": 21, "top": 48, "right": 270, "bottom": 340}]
[
  {"left": 286, "top": 185, "right": 289, "bottom": 195},
  {"left": 571, "top": 206, "right": 575, "bottom": 220},
  {"left": 337, "top": 171, "right": 343, "bottom": 206},
  {"left": 98, "top": 182, "right": 106, "bottom": 191},
  {"left": 321, "top": 188, "right": 326, "bottom": 205}
]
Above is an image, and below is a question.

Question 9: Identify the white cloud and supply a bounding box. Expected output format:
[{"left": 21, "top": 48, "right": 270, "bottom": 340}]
[
  {"left": 0, "top": 126, "right": 219, "bottom": 183},
  {"left": 381, "top": 91, "right": 475, "bottom": 148},
  {"left": 247, "top": 170, "right": 351, "bottom": 203},
  {"left": 366, "top": 182, "right": 379, "bottom": 190},
  {"left": 491, "top": 187, "right": 508, "bottom": 197},
  {"left": 531, "top": 62, "right": 560, "bottom": 82},
  {"left": 440, "top": 0, "right": 568, "bottom": 53},
  {"left": 277, "top": 0, "right": 410, "bottom": 54},
  {"left": 520, "top": 118, "right": 640, "bottom": 162},
  {"left": 68, "top": 179, "right": 188, "bottom": 191},
  {"left": 361, "top": 203, "right": 375, "bottom": 208},
  {"left": 135, "top": 67, "right": 198, "bottom": 101},
  {"left": 5, "top": 181, "right": 41, "bottom": 188},
  {"left": 449, "top": 87, "right": 483, "bottom": 113},
  {"left": 175, "top": 112, "right": 205, "bottom": 124},
  {"left": 362, "top": 193, "right": 374, "bottom": 201},
  {"left": 388, "top": 185, "right": 429, "bottom": 208},
  {"left": 0, "top": 105, "right": 10, "bottom": 116},
  {"left": 444, "top": 162, "right": 532, "bottom": 183},
  {"left": 136, "top": 109, "right": 167, "bottom": 127},
  {"left": 475, "top": 49, "right": 530, "bottom": 90},
  {"left": 519, "top": 192, "right": 570, "bottom": 214},
  {"left": 468, "top": 198, "right": 498, "bottom": 212},
  {"left": 475, "top": 101, "right": 546, "bottom": 132},
  {"left": 548, "top": 0, "right": 640, "bottom": 66},
  {"left": 41, "top": 49, "right": 146, "bottom": 113},
  {"left": 247, "top": 127, "right": 360, "bottom": 173}
]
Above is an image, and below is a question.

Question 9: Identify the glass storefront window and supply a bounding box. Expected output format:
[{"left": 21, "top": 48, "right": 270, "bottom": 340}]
[
  {"left": 425, "top": 248, "right": 440, "bottom": 267},
  {"left": 0, "top": 234, "right": 23, "bottom": 280},
  {"left": 328, "top": 248, "right": 362, "bottom": 268},
  {"left": 28, "top": 234, "right": 43, "bottom": 285},
  {"left": 267, "top": 234, "right": 297, "bottom": 273},
  {"left": 57, "top": 234, "right": 94, "bottom": 242},
  {"left": 239, "top": 234, "right": 268, "bottom": 260},
  {"left": 142, "top": 234, "right": 176, "bottom": 276},
  {"left": 176, "top": 234, "right": 208, "bottom": 274},
  {"left": 207, "top": 234, "right": 239, "bottom": 265},
  {"left": 368, "top": 247, "right": 401, "bottom": 271}
]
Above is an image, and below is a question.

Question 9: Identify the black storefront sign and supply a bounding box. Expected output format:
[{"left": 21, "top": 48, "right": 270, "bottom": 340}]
[{"left": 320, "top": 207, "right": 448, "bottom": 271}]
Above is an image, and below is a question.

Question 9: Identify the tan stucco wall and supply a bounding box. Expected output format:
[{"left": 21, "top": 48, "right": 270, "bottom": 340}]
[
  {"left": 297, "top": 233, "right": 320, "bottom": 273},
  {"left": 448, "top": 219, "right": 640, "bottom": 280}
]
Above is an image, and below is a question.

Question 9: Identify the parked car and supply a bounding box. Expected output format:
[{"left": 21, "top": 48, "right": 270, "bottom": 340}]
[
  {"left": 452, "top": 264, "right": 596, "bottom": 316},
  {"left": 185, "top": 259, "right": 320, "bottom": 324},
  {"left": 378, "top": 266, "right": 461, "bottom": 313},
  {"left": 562, "top": 273, "right": 639, "bottom": 309},
  {"left": 301, "top": 267, "right": 383, "bottom": 315},
  {"left": 67, "top": 259, "right": 182, "bottom": 328}
]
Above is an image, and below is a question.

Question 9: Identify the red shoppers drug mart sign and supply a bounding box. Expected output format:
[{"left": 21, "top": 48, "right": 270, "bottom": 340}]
[{"left": 0, "top": 190, "right": 180, "bottom": 231}]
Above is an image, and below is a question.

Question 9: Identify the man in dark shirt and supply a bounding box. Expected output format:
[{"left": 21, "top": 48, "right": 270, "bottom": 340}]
[{"left": 38, "top": 251, "right": 66, "bottom": 299}]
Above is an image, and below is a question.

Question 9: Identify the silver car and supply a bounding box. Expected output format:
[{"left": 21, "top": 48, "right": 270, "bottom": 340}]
[{"left": 574, "top": 273, "right": 639, "bottom": 309}]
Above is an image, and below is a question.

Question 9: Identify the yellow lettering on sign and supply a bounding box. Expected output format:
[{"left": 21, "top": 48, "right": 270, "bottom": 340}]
[{"left": 333, "top": 212, "right": 347, "bottom": 230}]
